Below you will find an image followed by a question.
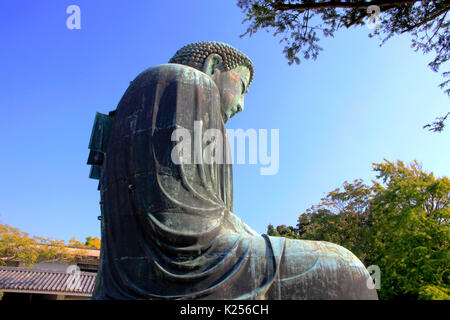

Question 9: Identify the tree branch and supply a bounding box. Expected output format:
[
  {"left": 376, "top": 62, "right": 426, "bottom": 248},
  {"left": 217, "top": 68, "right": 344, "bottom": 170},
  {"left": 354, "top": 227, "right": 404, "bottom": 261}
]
[
  {"left": 401, "top": 5, "right": 450, "bottom": 33},
  {"left": 423, "top": 111, "right": 450, "bottom": 132},
  {"left": 345, "top": 4, "right": 400, "bottom": 27},
  {"left": 426, "top": 12, "right": 447, "bottom": 45},
  {"left": 272, "top": 0, "right": 419, "bottom": 11},
  {"left": 345, "top": 11, "right": 366, "bottom": 27}
]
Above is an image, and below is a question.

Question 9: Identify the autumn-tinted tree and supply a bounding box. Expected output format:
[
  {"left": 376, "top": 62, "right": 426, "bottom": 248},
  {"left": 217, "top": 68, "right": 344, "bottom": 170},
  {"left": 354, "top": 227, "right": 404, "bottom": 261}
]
[
  {"left": 1, "top": 223, "right": 102, "bottom": 268},
  {"left": 84, "top": 236, "right": 101, "bottom": 249},
  {"left": 238, "top": 0, "right": 450, "bottom": 131},
  {"left": 69, "top": 236, "right": 101, "bottom": 249},
  {"left": 0, "top": 223, "right": 70, "bottom": 268}
]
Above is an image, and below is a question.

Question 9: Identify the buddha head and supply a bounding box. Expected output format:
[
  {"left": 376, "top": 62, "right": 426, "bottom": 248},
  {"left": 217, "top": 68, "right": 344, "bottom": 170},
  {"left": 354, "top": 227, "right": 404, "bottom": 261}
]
[{"left": 169, "top": 41, "right": 254, "bottom": 123}]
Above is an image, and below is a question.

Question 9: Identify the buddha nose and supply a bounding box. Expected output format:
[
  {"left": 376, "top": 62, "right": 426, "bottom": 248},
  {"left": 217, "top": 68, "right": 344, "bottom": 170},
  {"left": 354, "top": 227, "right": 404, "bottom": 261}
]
[{"left": 237, "top": 98, "right": 244, "bottom": 113}]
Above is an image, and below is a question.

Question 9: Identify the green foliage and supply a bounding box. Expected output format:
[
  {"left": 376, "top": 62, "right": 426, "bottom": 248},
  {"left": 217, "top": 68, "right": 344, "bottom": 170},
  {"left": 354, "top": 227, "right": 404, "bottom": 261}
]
[
  {"left": 267, "top": 224, "right": 300, "bottom": 239},
  {"left": 237, "top": 0, "right": 450, "bottom": 130},
  {"left": 370, "top": 160, "right": 449, "bottom": 299},
  {"left": 419, "top": 285, "right": 450, "bottom": 300},
  {"left": 268, "top": 160, "right": 450, "bottom": 299},
  {"left": 297, "top": 179, "right": 375, "bottom": 262}
]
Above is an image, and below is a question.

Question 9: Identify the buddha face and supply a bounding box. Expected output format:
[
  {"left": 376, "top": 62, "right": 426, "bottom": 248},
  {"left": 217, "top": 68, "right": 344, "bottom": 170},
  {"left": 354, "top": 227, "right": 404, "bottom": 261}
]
[{"left": 210, "top": 65, "right": 251, "bottom": 123}]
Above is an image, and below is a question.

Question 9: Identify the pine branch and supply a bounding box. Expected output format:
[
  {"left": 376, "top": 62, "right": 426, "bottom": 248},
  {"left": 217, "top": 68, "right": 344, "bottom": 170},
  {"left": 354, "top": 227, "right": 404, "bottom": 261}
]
[
  {"left": 426, "top": 12, "right": 447, "bottom": 45},
  {"left": 423, "top": 111, "right": 450, "bottom": 132},
  {"left": 272, "top": 0, "right": 419, "bottom": 11},
  {"left": 401, "top": 5, "right": 450, "bottom": 33}
]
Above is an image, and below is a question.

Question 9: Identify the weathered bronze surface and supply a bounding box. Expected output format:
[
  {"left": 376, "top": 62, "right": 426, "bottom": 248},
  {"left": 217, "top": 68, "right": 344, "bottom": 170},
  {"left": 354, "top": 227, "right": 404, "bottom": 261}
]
[{"left": 89, "top": 41, "right": 378, "bottom": 300}]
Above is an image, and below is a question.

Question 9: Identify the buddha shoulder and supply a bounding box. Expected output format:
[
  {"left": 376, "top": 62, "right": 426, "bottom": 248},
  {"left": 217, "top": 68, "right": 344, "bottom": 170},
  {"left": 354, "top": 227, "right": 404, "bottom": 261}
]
[{"left": 131, "top": 63, "right": 216, "bottom": 89}]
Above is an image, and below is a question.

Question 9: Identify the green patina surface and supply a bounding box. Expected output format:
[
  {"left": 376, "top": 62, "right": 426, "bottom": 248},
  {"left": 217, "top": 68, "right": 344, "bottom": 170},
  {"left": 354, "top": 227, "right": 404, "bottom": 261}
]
[{"left": 88, "top": 41, "right": 378, "bottom": 300}]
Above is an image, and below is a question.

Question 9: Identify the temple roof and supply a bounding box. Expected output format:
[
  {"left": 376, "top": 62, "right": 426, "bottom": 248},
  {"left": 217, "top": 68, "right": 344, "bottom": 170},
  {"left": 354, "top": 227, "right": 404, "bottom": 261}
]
[{"left": 0, "top": 266, "right": 96, "bottom": 297}]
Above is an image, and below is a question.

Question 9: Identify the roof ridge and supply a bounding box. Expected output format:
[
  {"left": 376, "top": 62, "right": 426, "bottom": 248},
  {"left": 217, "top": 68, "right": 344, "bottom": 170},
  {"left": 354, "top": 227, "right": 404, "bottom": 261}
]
[{"left": 0, "top": 266, "right": 97, "bottom": 275}]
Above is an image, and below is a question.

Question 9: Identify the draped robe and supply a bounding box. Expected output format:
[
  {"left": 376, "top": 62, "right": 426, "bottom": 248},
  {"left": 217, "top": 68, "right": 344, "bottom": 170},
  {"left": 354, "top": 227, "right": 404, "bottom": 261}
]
[{"left": 93, "top": 64, "right": 378, "bottom": 300}]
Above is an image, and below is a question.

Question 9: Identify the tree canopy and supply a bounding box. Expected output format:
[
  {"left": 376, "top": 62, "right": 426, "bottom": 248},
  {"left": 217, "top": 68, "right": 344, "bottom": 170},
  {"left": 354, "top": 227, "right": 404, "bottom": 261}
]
[
  {"left": 0, "top": 223, "right": 70, "bottom": 267},
  {"left": 69, "top": 236, "right": 101, "bottom": 249},
  {"left": 267, "top": 160, "right": 450, "bottom": 299},
  {"left": 238, "top": 0, "right": 450, "bottom": 131},
  {"left": 0, "top": 223, "right": 101, "bottom": 268}
]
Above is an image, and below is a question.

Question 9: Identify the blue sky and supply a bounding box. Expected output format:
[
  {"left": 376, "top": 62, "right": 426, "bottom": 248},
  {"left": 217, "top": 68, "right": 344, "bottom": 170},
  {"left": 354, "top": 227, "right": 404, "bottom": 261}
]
[{"left": 0, "top": 0, "right": 448, "bottom": 242}]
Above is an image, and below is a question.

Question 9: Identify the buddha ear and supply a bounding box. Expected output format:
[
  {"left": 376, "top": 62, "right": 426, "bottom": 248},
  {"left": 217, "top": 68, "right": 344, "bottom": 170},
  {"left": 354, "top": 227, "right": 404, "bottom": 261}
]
[{"left": 203, "top": 54, "right": 223, "bottom": 76}]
